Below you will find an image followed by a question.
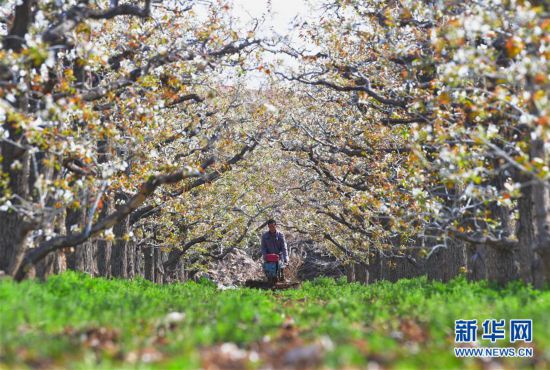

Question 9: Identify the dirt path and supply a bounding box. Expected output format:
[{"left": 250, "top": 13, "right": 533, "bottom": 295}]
[{"left": 243, "top": 279, "right": 301, "bottom": 290}]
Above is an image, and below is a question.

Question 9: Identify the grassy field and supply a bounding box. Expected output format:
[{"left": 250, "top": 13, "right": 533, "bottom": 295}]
[{"left": 0, "top": 272, "right": 549, "bottom": 369}]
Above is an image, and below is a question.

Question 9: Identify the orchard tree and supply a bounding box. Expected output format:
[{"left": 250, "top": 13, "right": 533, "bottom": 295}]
[
  {"left": 420, "top": 0, "right": 550, "bottom": 284},
  {"left": 271, "top": 0, "right": 549, "bottom": 285},
  {"left": 0, "top": 0, "right": 265, "bottom": 280}
]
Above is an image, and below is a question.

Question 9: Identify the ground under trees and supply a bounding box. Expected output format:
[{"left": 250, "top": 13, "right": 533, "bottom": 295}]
[{"left": 1, "top": 272, "right": 548, "bottom": 369}]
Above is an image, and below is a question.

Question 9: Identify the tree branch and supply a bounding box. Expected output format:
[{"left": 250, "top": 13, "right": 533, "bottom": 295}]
[
  {"left": 166, "top": 93, "right": 204, "bottom": 107},
  {"left": 43, "top": 1, "right": 153, "bottom": 45},
  {"left": 323, "top": 233, "right": 363, "bottom": 261},
  {"left": 447, "top": 227, "right": 518, "bottom": 251},
  {"left": 277, "top": 72, "right": 407, "bottom": 108},
  {"left": 2, "top": 0, "right": 35, "bottom": 51},
  {"left": 163, "top": 235, "right": 209, "bottom": 271}
]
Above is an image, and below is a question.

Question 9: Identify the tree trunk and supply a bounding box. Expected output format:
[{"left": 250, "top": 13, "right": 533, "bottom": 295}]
[
  {"left": 65, "top": 208, "right": 79, "bottom": 271},
  {"left": 0, "top": 126, "right": 31, "bottom": 275},
  {"left": 485, "top": 247, "right": 517, "bottom": 286},
  {"left": 97, "top": 237, "right": 112, "bottom": 277},
  {"left": 96, "top": 140, "right": 112, "bottom": 277},
  {"left": 345, "top": 263, "right": 355, "bottom": 282},
  {"left": 144, "top": 246, "right": 155, "bottom": 281},
  {"left": 427, "top": 241, "right": 465, "bottom": 282},
  {"left": 134, "top": 244, "right": 143, "bottom": 278},
  {"left": 466, "top": 244, "right": 487, "bottom": 281},
  {"left": 531, "top": 139, "right": 550, "bottom": 285},
  {"left": 0, "top": 212, "right": 31, "bottom": 275},
  {"left": 165, "top": 248, "right": 187, "bottom": 282},
  {"left": 65, "top": 204, "right": 97, "bottom": 275},
  {"left": 354, "top": 262, "right": 367, "bottom": 283},
  {"left": 74, "top": 239, "right": 96, "bottom": 275},
  {"left": 516, "top": 177, "right": 535, "bottom": 284},
  {"left": 111, "top": 224, "right": 128, "bottom": 278},
  {"left": 154, "top": 247, "right": 165, "bottom": 284},
  {"left": 111, "top": 193, "right": 129, "bottom": 278},
  {"left": 36, "top": 250, "right": 67, "bottom": 279},
  {"left": 485, "top": 163, "right": 517, "bottom": 286},
  {"left": 127, "top": 241, "right": 136, "bottom": 279},
  {"left": 367, "top": 248, "right": 381, "bottom": 283},
  {"left": 379, "top": 252, "right": 390, "bottom": 281},
  {"left": 175, "top": 259, "right": 186, "bottom": 282},
  {"left": 35, "top": 212, "right": 67, "bottom": 279}
]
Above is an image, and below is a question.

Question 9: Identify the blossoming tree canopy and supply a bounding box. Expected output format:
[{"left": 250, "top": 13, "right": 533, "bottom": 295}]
[{"left": 0, "top": 0, "right": 548, "bottom": 286}]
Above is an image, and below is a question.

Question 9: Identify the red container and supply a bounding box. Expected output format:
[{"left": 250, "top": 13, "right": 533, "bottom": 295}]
[{"left": 265, "top": 254, "right": 280, "bottom": 262}]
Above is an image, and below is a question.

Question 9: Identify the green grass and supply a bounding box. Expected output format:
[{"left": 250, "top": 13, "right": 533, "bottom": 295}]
[{"left": 0, "top": 272, "right": 549, "bottom": 369}]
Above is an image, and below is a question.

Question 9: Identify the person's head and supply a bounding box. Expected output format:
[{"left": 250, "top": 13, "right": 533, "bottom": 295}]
[{"left": 267, "top": 219, "right": 277, "bottom": 233}]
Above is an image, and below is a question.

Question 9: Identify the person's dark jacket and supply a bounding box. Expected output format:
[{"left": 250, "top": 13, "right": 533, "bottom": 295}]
[{"left": 261, "top": 231, "right": 288, "bottom": 263}]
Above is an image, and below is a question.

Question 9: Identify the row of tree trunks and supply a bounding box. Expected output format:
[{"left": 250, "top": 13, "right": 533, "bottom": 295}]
[
  {"left": 345, "top": 248, "right": 426, "bottom": 284},
  {"left": 344, "top": 215, "right": 547, "bottom": 286},
  {"left": 344, "top": 232, "right": 538, "bottom": 286},
  {"left": 29, "top": 184, "right": 185, "bottom": 282},
  {"left": 344, "top": 242, "right": 535, "bottom": 286},
  {"left": 64, "top": 236, "right": 184, "bottom": 284},
  {"left": 422, "top": 155, "right": 547, "bottom": 286}
]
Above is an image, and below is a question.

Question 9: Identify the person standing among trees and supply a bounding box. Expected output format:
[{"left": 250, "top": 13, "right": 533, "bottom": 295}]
[{"left": 261, "top": 219, "right": 289, "bottom": 280}]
